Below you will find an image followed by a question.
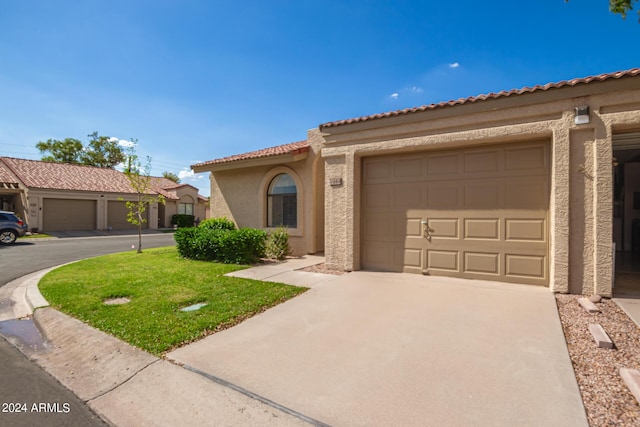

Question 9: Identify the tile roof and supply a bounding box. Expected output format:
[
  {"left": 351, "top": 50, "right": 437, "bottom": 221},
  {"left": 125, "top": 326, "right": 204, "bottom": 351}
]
[
  {"left": 0, "top": 161, "right": 19, "bottom": 184},
  {"left": 0, "top": 157, "right": 181, "bottom": 199},
  {"left": 149, "top": 177, "right": 185, "bottom": 200},
  {"left": 192, "top": 141, "right": 310, "bottom": 168},
  {"left": 319, "top": 68, "right": 640, "bottom": 129}
]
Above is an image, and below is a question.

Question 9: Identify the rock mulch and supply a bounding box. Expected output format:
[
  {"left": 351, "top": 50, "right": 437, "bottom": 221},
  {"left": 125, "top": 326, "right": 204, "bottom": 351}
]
[
  {"left": 556, "top": 294, "right": 640, "bottom": 426},
  {"left": 298, "top": 262, "right": 346, "bottom": 275}
]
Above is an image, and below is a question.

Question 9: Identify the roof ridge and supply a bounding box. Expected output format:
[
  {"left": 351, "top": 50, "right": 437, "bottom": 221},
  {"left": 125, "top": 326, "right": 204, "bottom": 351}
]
[
  {"left": 319, "top": 67, "right": 640, "bottom": 129},
  {"left": 192, "top": 140, "right": 309, "bottom": 168}
]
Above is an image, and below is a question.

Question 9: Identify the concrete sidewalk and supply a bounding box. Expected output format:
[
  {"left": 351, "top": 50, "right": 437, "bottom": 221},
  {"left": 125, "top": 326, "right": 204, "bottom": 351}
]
[
  {"left": 612, "top": 272, "right": 640, "bottom": 329},
  {"left": 0, "top": 257, "right": 589, "bottom": 426},
  {"left": 226, "top": 255, "right": 340, "bottom": 288}
]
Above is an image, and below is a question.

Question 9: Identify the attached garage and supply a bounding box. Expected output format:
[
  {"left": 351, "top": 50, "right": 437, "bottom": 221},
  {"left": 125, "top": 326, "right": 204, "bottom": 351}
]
[
  {"left": 107, "top": 201, "right": 148, "bottom": 230},
  {"left": 361, "top": 141, "right": 549, "bottom": 285},
  {"left": 43, "top": 198, "right": 97, "bottom": 231}
]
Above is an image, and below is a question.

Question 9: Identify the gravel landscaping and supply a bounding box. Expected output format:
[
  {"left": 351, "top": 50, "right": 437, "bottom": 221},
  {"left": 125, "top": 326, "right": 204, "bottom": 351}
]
[
  {"left": 298, "top": 262, "right": 346, "bottom": 275},
  {"left": 556, "top": 294, "right": 640, "bottom": 426}
]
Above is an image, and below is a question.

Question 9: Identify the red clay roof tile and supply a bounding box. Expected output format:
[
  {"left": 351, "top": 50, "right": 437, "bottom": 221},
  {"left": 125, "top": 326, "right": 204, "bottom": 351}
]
[
  {"left": 0, "top": 161, "right": 19, "bottom": 184},
  {"left": 0, "top": 157, "right": 181, "bottom": 199},
  {"left": 192, "top": 140, "right": 309, "bottom": 168},
  {"left": 319, "top": 68, "right": 640, "bottom": 129}
]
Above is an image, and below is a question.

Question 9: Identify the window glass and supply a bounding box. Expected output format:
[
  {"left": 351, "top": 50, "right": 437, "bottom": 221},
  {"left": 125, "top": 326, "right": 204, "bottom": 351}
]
[
  {"left": 178, "top": 203, "right": 193, "bottom": 216},
  {"left": 267, "top": 173, "right": 297, "bottom": 227}
]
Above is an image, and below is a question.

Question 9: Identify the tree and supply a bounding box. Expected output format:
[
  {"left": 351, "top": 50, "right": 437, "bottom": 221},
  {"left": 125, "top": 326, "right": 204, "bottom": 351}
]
[
  {"left": 80, "top": 132, "right": 126, "bottom": 168},
  {"left": 566, "top": 0, "right": 638, "bottom": 19},
  {"left": 162, "top": 171, "right": 181, "bottom": 183},
  {"left": 609, "top": 0, "right": 637, "bottom": 18},
  {"left": 122, "top": 142, "right": 165, "bottom": 253},
  {"left": 36, "top": 132, "right": 125, "bottom": 168},
  {"left": 36, "top": 138, "right": 83, "bottom": 164}
]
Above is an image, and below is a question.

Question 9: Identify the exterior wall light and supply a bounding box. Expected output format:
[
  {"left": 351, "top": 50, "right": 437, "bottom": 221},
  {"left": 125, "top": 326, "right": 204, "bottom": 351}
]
[{"left": 575, "top": 106, "right": 590, "bottom": 125}]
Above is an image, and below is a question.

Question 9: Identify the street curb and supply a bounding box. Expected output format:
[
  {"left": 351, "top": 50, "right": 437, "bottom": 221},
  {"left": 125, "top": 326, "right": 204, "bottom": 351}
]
[
  {"left": 23, "top": 270, "right": 53, "bottom": 313},
  {"left": 0, "top": 268, "right": 55, "bottom": 321}
]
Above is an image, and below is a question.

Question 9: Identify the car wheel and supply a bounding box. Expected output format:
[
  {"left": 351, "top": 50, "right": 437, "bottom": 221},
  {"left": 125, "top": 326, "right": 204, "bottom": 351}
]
[{"left": 0, "top": 230, "right": 17, "bottom": 245}]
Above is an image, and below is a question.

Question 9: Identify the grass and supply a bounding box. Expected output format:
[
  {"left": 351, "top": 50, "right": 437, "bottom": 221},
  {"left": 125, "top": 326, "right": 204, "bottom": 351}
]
[
  {"left": 23, "top": 233, "right": 52, "bottom": 239},
  {"left": 39, "top": 247, "right": 307, "bottom": 355}
]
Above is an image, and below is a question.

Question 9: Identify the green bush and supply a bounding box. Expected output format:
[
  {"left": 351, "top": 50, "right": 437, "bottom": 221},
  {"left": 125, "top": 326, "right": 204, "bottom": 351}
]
[
  {"left": 199, "top": 217, "right": 236, "bottom": 230},
  {"left": 174, "top": 226, "right": 266, "bottom": 264},
  {"left": 171, "top": 214, "right": 195, "bottom": 228},
  {"left": 265, "top": 227, "right": 292, "bottom": 260},
  {"left": 219, "top": 228, "right": 267, "bottom": 264},
  {"left": 173, "top": 227, "right": 201, "bottom": 259}
]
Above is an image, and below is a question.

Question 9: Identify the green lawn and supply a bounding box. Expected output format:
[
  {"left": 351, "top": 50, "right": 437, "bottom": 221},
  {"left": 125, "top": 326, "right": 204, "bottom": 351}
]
[
  {"left": 23, "top": 233, "right": 52, "bottom": 239},
  {"left": 39, "top": 247, "right": 307, "bottom": 355}
]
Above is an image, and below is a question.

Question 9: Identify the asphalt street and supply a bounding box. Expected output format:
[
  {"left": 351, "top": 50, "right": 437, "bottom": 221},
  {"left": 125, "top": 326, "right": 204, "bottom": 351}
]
[{"left": 0, "top": 233, "right": 176, "bottom": 427}]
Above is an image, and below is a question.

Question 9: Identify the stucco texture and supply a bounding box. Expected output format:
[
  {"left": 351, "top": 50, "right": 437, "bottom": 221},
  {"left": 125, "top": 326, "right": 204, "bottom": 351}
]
[{"left": 200, "top": 76, "right": 640, "bottom": 296}]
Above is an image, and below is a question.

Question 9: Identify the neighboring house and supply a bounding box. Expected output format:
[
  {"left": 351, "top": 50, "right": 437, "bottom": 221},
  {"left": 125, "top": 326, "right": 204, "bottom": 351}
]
[
  {"left": 194, "top": 68, "right": 640, "bottom": 297},
  {"left": 0, "top": 157, "right": 207, "bottom": 232}
]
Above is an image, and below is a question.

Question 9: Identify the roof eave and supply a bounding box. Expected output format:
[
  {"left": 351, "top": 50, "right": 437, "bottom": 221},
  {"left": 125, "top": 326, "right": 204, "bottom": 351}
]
[
  {"left": 194, "top": 150, "right": 309, "bottom": 172},
  {"left": 318, "top": 68, "right": 640, "bottom": 131}
]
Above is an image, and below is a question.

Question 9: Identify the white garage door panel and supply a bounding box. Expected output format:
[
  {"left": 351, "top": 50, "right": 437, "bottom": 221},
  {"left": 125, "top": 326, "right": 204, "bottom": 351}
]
[
  {"left": 361, "top": 141, "right": 550, "bottom": 286},
  {"left": 43, "top": 199, "right": 96, "bottom": 231}
]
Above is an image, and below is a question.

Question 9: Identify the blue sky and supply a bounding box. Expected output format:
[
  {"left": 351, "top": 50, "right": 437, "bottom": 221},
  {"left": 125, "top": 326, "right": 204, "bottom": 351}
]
[{"left": 1, "top": 1, "right": 639, "bottom": 197}]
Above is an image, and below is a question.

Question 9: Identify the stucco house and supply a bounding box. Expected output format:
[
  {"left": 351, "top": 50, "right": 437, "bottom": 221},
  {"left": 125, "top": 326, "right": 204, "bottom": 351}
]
[
  {"left": 0, "top": 157, "right": 207, "bottom": 232},
  {"left": 194, "top": 68, "right": 640, "bottom": 296}
]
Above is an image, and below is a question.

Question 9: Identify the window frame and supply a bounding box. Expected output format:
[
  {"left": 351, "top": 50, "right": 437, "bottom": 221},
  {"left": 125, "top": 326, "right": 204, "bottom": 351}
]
[
  {"left": 260, "top": 166, "right": 303, "bottom": 236},
  {"left": 267, "top": 173, "right": 297, "bottom": 228},
  {"left": 178, "top": 202, "right": 194, "bottom": 216}
]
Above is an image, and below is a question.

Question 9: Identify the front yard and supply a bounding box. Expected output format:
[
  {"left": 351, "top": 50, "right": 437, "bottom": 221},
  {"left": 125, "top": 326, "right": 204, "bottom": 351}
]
[{"left": 38, "top": 247, "right": 307, "bottom": 355}]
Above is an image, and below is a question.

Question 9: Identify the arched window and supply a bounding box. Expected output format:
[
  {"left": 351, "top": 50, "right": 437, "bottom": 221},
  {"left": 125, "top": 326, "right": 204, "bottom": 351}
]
[{"left": 267, "top": 173, "right": 297, "bottom": 227}]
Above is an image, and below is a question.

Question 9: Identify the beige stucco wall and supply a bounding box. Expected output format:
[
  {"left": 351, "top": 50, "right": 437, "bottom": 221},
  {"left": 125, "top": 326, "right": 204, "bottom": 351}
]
[
  {"left": 319, "top": 77, "right": 640, "bottom": 296},
  {"left": 205, "top": 140, "right": 323, "bottom": 256},
  {"left": 160, "top": 186, "right": 207, "bottom": 227}
]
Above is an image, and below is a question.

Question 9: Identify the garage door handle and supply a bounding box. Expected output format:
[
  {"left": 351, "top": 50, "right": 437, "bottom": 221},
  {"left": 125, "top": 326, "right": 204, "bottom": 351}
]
[{"left": 421, "top": 219, "right": 433, "bottom": 241}]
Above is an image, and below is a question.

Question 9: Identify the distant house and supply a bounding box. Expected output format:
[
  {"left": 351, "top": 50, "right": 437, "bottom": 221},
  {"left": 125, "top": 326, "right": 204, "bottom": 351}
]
[
  {"left": 0, "top": 157, "right": 207, "bottom": 232},
  {"left": 193, "top": 68, "right": 640, "bottom": 297}
]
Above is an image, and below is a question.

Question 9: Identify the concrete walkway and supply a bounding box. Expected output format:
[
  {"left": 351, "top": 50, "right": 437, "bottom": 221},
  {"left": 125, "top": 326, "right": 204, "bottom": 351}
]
[
  {"left": 0, "top": 257, "right": 589, "bottom": 426},
  {"left": 226, "top": 255, "right": 340, "bottom": 288},
  {"left": 612, "top": 272, "right": 640, "bottom": 329}
]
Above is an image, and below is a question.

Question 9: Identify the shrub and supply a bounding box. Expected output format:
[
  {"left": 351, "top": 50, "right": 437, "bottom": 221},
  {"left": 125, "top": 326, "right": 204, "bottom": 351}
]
[
  {"left": 199, "top": 217, "right": 236, "bottom": 230},
  {"left": 171, "top": 214, "right": 195, "bottom": 228},
  {"left": 265, "top": 227, "right": 292, "bottom": 260},
  {"left": 174, "top": 226, "right": 266, "bottom": 264},
  {"left": 174, "top": 227, "right": 202, "bottom": 259},
  {"left": 218, "top": 228, "right": 267, "bottom": 264}
]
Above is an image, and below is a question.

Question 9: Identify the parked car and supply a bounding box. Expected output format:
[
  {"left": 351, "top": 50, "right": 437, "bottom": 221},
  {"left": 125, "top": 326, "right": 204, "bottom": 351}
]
[{"left": 0, "top": 210, "right": 28, "bottom": 245}]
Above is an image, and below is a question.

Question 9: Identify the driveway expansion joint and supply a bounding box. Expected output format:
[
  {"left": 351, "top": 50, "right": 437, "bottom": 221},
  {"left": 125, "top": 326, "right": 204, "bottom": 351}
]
[
  {"left": 180, "top": 363, "right": 332, "bottom": 427},
  {"left": 86, "top": 358, "right": 161, "bottom": 403}
]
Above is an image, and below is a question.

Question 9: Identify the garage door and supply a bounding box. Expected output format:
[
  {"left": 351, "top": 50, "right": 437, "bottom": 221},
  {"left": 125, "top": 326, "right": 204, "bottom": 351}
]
[
  {"left": 43, "top": 199, "right": 96, "bottom": 231},
  {"left": 361, "top": 141, "right": 549, "bottom": 285},
  {"left": 107, "top": 201, "right": 148, "bottom": 230}
]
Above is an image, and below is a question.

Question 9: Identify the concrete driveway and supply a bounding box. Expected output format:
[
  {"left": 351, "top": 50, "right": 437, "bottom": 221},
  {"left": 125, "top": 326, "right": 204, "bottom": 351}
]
[{"left": 168, "top": 271, "right": 587, "bottom": 427}]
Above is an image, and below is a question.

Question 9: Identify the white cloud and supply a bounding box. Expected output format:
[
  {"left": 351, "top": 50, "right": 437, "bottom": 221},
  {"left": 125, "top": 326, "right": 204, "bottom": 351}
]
[
  {"left": 449, "top": 62, "right": 460, "bottom": 68},
  {"left": 109, "top": 136, "right": 136, "bottom": 147},
  {"left": 178, "top": 168, "right": 202, "bottom": 181},
  {"left": 390, "top": 93, "right": 399, "bottom": 99},
  {"left": 117, "top": 139, "right": 136, "bottom": 148},
  {"left": 410, "top": 86, "right": 424, "bottom": 93}
]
